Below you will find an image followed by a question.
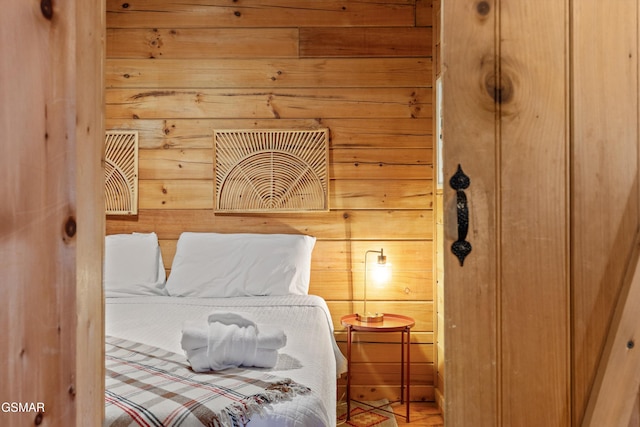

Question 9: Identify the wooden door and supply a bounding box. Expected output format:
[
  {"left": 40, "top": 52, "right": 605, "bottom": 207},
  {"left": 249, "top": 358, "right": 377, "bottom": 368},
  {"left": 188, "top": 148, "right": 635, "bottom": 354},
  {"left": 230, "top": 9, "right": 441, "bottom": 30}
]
[{"left": 441, "top": 1, "right": 640, "bottom": 426}]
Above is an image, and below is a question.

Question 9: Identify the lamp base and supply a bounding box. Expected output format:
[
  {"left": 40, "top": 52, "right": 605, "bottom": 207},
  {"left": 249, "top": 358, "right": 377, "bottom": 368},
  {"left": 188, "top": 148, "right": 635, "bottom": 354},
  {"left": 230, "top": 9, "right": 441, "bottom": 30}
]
[{"left": 356, "top": 312, "right": 384, "bottom": 323}]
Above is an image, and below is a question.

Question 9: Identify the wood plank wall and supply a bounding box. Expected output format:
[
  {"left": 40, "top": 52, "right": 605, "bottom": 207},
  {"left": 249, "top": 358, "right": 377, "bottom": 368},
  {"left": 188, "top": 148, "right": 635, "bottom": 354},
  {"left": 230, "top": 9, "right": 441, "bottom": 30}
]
[{"left": 105, "top": 0, "right": 435, "bottom": 402}]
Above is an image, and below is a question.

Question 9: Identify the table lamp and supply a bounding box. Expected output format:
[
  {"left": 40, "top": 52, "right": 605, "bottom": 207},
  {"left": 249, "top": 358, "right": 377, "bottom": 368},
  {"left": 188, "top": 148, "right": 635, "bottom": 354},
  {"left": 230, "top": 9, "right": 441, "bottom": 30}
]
[{"left": 356, "top": 248, "right": 390, "bottom": 322}]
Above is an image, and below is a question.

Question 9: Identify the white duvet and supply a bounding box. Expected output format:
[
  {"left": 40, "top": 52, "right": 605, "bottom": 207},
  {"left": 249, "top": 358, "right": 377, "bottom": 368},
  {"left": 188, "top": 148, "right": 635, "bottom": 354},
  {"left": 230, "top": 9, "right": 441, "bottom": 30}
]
[{"left": 105, "top": 294, "right": 347, "bottom": 427}]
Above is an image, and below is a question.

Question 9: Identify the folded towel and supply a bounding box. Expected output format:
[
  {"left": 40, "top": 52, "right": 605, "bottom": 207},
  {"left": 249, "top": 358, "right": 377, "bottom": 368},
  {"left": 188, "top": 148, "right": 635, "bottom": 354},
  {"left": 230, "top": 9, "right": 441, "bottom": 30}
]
[
  {"left": 181, "top": 323, "right": 286, "bottom": 352},
  {"left": 180, "top": 311, "right": 286, "bottom": 372},
  {"left": 256, "top": 325, "right": 287, "bottom": 350},
  {"left": 186, "top": 347, "right": 278, "bottom": 372},
  {"left": 180, "top": 320, "right": 209, "bottom": 351},
  {"left": 206, "top": 322, "right": 258, "bottom": 371}
]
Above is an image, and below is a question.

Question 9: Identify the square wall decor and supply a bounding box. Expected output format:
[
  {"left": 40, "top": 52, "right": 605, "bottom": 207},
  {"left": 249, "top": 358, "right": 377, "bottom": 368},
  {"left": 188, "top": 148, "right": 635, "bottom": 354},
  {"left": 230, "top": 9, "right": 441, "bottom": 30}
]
[{"left": 214, "top": 129, "right": 329, "bottom": 213}]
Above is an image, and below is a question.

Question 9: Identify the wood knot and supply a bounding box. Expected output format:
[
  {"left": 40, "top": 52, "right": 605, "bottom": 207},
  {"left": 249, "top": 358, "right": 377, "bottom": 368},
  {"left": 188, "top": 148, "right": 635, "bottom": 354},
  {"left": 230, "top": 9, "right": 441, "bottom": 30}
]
[
  {"left": 41, "top": 0, "right": 53, "bottom": 20},
  {"left": 34, "top": 412, "right": 44, "bottom": 425},
  {"left": 477, "top": 1, "right": 491, "bottom": 16},
  {"left": 64, "top": 217, "right": 77, "bottom": 238},
  {"left": 485, "top": 72, "right": 514, "bottom": 104}
]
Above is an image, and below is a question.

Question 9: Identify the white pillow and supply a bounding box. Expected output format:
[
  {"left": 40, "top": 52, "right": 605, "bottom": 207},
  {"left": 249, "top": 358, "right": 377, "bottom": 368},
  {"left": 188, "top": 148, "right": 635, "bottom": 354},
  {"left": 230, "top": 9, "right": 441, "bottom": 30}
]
[
  {"left": 165, "top": 232, "right": 316, "bottom": 297},
  {"left": 104, "top": 232, "right": 167, "bottom": 297}
]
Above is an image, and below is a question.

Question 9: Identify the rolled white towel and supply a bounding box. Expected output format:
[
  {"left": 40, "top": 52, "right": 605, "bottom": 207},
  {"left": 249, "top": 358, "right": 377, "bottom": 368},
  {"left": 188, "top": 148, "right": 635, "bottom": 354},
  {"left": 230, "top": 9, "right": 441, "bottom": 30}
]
[
  {"left": 253, "top": 348, "right": 278, "bottom": 368},
  {"left": 185, "top": 346, "right": 279, "bottom": 372},
  {"left": 181, "top": 312, "right": 258, "bottom": 351},
  {"left": 257, "top": 325, "right": 287, "bottom": 350},
  {"left": 185, "top": 348, "right": 211, "bottom": 373},
  {"left": 206, "top": 323, "right": 258, "bottom": 371},
  {"left": 181, "top": 311, "right": 286, "bottom": 372},
  {"left": 180, "top": 320, "right": 208, "bottom": 351}
]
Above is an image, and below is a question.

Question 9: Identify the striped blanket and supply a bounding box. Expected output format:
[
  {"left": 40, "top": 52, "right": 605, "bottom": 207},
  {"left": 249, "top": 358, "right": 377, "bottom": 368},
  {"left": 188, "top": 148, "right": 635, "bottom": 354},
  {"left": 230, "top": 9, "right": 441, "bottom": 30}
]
[{"left": 105, "top": 336, "right": 311, "bottom": 427}]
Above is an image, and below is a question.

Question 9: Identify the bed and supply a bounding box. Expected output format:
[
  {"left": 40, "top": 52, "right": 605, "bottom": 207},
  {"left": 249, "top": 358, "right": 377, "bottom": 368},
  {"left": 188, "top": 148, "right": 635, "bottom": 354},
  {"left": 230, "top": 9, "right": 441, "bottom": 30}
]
[{"left": 103, "top": 232, "right": 347, "bottom": 427}]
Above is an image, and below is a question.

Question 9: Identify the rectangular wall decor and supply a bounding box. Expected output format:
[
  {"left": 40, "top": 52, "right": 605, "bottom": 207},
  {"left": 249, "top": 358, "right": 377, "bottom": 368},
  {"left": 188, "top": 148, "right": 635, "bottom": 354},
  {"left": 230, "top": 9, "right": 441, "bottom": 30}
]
[
  {"left": 214, "top": 129, "right": 329, "bottom": 213},
  {"left": 104, "top": 131, "right": 138, "bottom": 215}
]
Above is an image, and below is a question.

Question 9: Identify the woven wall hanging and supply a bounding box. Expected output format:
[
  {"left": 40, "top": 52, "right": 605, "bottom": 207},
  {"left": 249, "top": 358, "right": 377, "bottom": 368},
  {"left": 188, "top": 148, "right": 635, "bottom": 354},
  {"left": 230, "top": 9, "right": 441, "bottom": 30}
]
[
  {"left": 104, "top": 131, "right": 138, "bottom": 215},
  {"left": 214, "top": 129, "right": 329, "bottom": 212}
]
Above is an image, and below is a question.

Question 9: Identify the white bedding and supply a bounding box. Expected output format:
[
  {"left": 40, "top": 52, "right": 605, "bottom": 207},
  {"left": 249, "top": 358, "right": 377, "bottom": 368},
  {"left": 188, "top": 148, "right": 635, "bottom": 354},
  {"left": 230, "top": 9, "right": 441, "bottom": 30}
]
[{"left": 105, "top": 294, "right": 346, "bottom": 427}]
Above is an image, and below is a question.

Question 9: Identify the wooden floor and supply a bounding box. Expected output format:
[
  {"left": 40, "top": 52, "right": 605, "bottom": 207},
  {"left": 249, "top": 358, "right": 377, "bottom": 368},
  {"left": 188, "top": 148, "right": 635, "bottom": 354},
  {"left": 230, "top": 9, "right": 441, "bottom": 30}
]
[{"left": 393, "top": 402, "right": 444, "bottom": 426}]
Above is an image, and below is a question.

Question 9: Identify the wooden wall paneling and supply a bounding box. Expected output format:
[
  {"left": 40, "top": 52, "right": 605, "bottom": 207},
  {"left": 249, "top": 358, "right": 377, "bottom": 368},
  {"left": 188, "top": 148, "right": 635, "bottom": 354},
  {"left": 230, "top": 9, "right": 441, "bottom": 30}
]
[
  {"left": 137, "top": 147, "right": 431, "bottom": 180},
  {"left": 106, "top": 58, "right": 432, "bottom": 89},
  {"left": 106, "top": 0, "right": 417, "bottom": 29},
  {"left": 139, "top": 149, "right": 213, "bottom": 180},
  {"left": 299, "top": 27, "right": 432, "bottom": 57},
  {"left": 313, "top": 240, "right": 433, "bottom": 270},
  {"left": 339, "top": 362, "right": 434, "bottom": 386},
  {"left": 332, "top": 162, "right": 432, "bottom": 180},
  {"left": 105, "top": 88, "right": 432, "bottom": 120},
  {"left": 107, "top": 119, "right": 328, "bottom": 149},
  {"left": 309, "top": 270, "right": 433, "bottom": 301},
  {"left": 108, "top": 209, "right": 434, "bottom": 240},
  {"left": 338, "top": 342, "right": 433, "bottom": 365},
  {"left": 499, "top": 1, "right": 570, "bottom": 425},
  {"left": 139, "top": 179, "right": 430, "bottom": 210},
  {"left": 139, "top": 180, "right": 213, "bottom": 209},
  {"left": 344, "top": 385, "right": 435, "bottom": 403},
  {"left": 332, "top": 147, "right": 432, "bottom": 165},
  {"left": 107, "top": 28, "right": 299, "bottom": 59},
  {"left": 105, "top": 118, "right": 432, "bottom": 150},
  {"left": 330, "top": 179, "right": 432, "bottom": 209},
  {"left": 310, "top": 240, "right": 432, "bottom": 302},
  {"left": 572, "top": 0, "right": 640, "bottom": 424},
  {"left": 416, "top": 0, "right": 433, "bottom": 27},
  {"left": 328, "top": 118, "right": 433, "bottom": 148}
]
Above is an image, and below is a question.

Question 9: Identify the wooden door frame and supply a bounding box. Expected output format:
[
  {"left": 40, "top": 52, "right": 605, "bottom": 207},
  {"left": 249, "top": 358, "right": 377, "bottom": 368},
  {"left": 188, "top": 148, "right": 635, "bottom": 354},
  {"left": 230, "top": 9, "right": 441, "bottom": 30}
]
[
  {"left": 440, "top": 0, "right": 500, "bottom": 425},
  {"left": 2, "top": 1, "right": 104, "bottom": 425},
  {"left": 76, "top": 0, "right": 106, "bottom": 424}
]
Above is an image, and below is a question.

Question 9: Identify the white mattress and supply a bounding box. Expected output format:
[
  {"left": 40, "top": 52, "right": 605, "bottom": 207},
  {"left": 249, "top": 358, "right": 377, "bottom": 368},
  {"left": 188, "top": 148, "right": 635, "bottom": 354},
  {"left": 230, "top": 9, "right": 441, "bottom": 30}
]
[{"left": 105, "top": 294, "right": 346, "bottom": 426}]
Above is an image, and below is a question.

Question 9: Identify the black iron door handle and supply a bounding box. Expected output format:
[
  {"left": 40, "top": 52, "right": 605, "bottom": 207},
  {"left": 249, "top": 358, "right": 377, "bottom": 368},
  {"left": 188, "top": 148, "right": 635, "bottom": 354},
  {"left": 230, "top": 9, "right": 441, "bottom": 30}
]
[{"left": 450, "top": 164, "right": 472, "bottom": 266}]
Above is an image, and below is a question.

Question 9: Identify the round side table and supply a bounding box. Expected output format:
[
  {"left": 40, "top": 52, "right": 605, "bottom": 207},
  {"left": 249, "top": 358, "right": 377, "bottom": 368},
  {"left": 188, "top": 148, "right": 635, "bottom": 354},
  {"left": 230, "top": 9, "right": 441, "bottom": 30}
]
[{"left": 340, "top": 313, "right": 415, "bottom": 423}]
